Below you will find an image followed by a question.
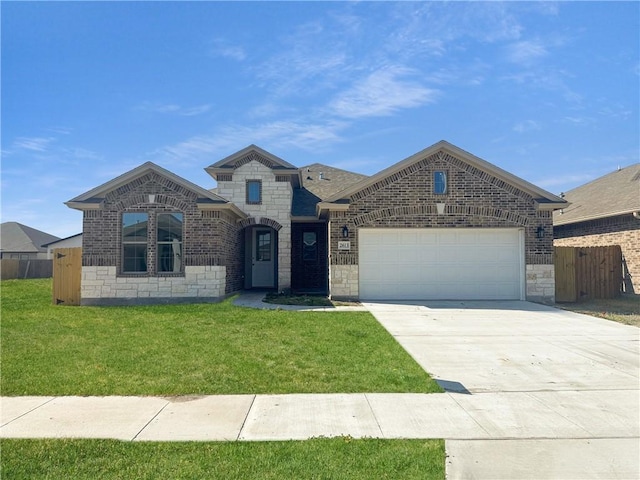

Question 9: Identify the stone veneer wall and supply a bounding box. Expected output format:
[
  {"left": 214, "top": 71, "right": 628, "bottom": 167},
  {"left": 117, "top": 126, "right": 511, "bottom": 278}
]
[
  {"left": 81, "top": 171, "right": 240, "bottom": 304},
  {"left": 328, "top": 150, "right": 556, "bottom": 303},
  {"left": 554, "top": 214, "right": 640, "bottom": 292},
  {"left": 526, "top": 265, "right": 555, "bottom": 304},
  {"left": 81, "top": 266, "right": 226, "bottom": 305},
  {"left": 216, "top": 159, "right": 293, "bottom": 290}
]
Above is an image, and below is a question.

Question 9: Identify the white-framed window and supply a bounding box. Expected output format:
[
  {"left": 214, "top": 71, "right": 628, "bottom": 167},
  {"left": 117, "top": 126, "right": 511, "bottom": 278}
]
[
  {"left": 433, "top": 171, "right": 447, "bottom": 195},
  {"left": 157, "top": 213, "right": 183, "bottom": 273},
  {"left": 122, "top": 212, "right": 148, "bottom": 273},
  {"left": 122, "top": 211, "right": 184, "bottom": 274},
  {"left": 246, "top": 180, "right": 262, "bottom": 204}
]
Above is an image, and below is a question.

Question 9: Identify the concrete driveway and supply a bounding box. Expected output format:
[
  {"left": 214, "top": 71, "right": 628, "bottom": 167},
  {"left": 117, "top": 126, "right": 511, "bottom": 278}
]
[{"left": 364, "top": 300, "right": 640, "bottom": 479}]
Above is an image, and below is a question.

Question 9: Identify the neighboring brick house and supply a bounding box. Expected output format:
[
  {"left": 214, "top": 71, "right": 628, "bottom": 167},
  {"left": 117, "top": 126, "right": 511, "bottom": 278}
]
[
  {"left": 553, "top": 164, "right": 640, "bottom": 293},
  {"left": 67, "top": 141, "right": 567, "bottom": 305}
]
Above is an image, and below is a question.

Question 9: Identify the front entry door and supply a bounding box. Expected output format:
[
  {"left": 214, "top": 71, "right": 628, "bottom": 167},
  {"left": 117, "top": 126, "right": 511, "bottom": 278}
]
[{"left": 252, "top": 228, "right": 275, "bottom": 288}]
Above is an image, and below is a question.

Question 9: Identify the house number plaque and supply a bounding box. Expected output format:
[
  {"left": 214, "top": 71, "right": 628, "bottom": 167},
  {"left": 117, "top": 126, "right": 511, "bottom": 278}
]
[{"left": 338, "top": 241, "right": 351, "bottom": 250}]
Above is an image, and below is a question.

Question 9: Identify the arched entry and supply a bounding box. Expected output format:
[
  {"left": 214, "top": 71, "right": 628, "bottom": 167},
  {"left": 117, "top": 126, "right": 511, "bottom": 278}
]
[
  {"left": 241, "top": 225, "right": 279, "bottom": 290},
  {"left": 240, "top": 217, "right": 283, "bottom": 290}
]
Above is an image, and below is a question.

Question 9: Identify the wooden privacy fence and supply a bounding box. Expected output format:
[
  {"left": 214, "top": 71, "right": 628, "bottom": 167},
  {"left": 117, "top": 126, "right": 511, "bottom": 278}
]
[
  {"left": 52, "top": 247, "right": 82, "bottom": 306},
  {"left": 554, "top": 246, "right": 623, "bottom": 302},
  {"left": 1, "top": 259, "right": 53, "bottom": 280}
]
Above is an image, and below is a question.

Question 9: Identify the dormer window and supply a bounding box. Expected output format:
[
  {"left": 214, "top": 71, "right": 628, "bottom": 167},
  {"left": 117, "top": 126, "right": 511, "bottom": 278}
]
[{"left": 246, "top": 180, "right": 262, "bottom": 204}]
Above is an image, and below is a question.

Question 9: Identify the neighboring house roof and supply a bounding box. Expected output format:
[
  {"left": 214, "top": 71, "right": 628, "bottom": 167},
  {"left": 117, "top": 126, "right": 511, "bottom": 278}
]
[
  {"left": 41, "top": 233, "right": 83, "bottom": 248},
  {"left": 0, "top": 222, "right": 60, "bottom": 254},
  {"left": 553, "top": 163, "right": 640, "bottom": 226},
  {"left": 321, "top": 140, "right": 567, "bottom": 210},
  {"left": 292, "top": 163, "right": 368, "bottom": 218},
  {"left": 66, "top": 162, "right": 246, "bottom": 219}
]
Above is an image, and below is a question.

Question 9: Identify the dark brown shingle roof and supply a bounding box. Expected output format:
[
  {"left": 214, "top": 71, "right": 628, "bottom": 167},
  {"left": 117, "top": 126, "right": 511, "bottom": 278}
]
[
  {"left": 299, "top": 163, "right": 368, "bottom": 200},
  {"left": 553, "top": 163, "right": 640, "bottom": 225},
  {"left": 292, "top": 163, "right": 368, "bottom": 217}
]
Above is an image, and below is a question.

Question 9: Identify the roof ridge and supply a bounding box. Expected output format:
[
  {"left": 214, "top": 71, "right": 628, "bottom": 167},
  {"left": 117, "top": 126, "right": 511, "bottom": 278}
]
[
  {"left": 564, "top": 163, "right": 640, "bottom": 195},
  {"left": 299, "top": 163, "right": 367, "bottom": 177}
]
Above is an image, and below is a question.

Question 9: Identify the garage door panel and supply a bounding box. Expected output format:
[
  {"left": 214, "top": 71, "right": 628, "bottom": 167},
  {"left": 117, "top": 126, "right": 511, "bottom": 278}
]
[{"left": 359, "top": 228, "right": 523, "bottom": 300}]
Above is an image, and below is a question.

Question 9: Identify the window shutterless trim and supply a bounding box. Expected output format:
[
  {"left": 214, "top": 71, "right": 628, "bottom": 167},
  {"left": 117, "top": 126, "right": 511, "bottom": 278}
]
[
  {"left": 246, "top": 179, "right": 262, "bottom": 204},
  {"left": 156, "top": 212, "right": 184, "bottom": 274},
  {"left": 121, "top": 212, "right": 149, "bottom": 273},
  {"left": 433, "top": 170, "right": 448, "bottom": 195}
]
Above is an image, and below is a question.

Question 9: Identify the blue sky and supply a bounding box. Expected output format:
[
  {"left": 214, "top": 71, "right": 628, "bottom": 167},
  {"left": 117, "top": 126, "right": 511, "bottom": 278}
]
[{"left": 2, "top": 1, "right": 638, "bottom": 238}]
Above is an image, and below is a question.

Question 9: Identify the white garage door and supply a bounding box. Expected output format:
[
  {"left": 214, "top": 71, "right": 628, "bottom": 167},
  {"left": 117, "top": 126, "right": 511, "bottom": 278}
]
[{"left": 359, "top": 228, "right": 524, "bottom": 300}]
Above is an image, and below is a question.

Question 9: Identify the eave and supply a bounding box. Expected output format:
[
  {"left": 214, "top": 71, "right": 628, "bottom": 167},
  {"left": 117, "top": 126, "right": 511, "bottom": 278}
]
[
  {"left": 197, "top": 202, "right": 248, "bottom": 220},
  {"left": 554, "top": 208, "right": 640, "bottom": 226},
  {"left": 535, "top": 200, "right": 571, "bottom": 211},
  {"left": 316, "top": 201, "right": 350, "bottom": 219}
]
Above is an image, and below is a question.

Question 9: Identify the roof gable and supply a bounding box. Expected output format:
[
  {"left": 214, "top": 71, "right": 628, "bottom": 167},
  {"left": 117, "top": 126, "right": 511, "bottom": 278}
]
[
  {"left": 206, "top": 144, "right": 297, "bottom": 171},
  {"left": 324, "top": 141, "right": 567, "bottom": 210},
  {"left": 553, "top": 163, "right": 640, "bottom": 225},
  {"left": 205, "top": 144, "right": 300, "bottom": 187},
  {"left": 0, "top": 222, "right": 60, "bottom": 253},
  {"left": 66, "top": 162, "right": 230, "bottom": 210}
]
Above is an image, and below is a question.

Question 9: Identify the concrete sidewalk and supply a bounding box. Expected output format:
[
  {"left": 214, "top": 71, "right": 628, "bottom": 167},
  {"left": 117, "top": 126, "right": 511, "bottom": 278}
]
[
  {"left": 2, "top": 391, "right": 638, "bottom": 478},
  {"left": 2, "top": 390, "right": 638, "bottom": 442}
]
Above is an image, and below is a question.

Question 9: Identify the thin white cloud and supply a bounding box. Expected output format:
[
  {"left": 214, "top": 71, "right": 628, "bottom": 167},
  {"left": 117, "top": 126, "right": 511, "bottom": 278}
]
[
  {"left": 387, "top": 2, "right": 523, "bottom": 55},
  {"left": 180, "top": 105, "right": 212, "bottom": 116},
  {"left": 62, "top": 147, "right": 102, "bottom": 161},
  {"left": 329, "top": 67, "right": 439, "bottom": 119},
  {"left": 535, "top": 172, "right": 603, "bottom": 189},
  {"left": 501, "top": 70, "right": 582, "bottom": 104},
  {"left": 257, "top": 48, "right": 348, "bottom": 98},
  {"left": 562, "top": 116, "right": 595, "bottom": 126},
  {"left": 45, "top": 126, "right": 73, "bottom": 135},
  {"left": 12, "top": 136, "right": 56, "bottom": 152},
  {"left": 209, "top": 38, "right": 246, "bottom": 61},
  {"left": 136, "top": 102, "right": 212, "bottom": 116},
  {"left": 513, "top": 120, "right": 541, "bottom": 133},
  {"left": 157, "top": 118, "right": 348, "bottom": 162},
  {"left": 598, "top": 105, "right": 632, "bottom": 119},
  {"left": 507, "top": 40, "right": 548, "bottom": 65}
]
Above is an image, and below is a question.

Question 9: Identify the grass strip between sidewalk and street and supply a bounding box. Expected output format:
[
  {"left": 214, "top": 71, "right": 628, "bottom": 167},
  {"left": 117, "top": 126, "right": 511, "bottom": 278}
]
[
  {"left": 0, "top": 438, "right": 445, "bottom": 479},
  {"left": 0, "top": 279, "right": 441, "bottom": 396}
]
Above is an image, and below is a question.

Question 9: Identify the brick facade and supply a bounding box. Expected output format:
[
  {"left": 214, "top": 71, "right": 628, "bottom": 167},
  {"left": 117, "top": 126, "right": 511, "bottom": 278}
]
[
  {"left": 554, "top": 214, "right": 640, "bottom": 292},
  {"left": 80, "top": 171, "right": 241, "bottom": 304},
  {"left": 72, "top": 143, "right": 564, "bottom": 305},
  {"left": 328, "top": 150, "right": 555, "bottom": 303}
]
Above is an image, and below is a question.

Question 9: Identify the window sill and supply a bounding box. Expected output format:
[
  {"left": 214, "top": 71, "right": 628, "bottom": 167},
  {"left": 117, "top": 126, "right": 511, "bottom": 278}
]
[{"left": 118, "top": 272, "right": 185, "bottom": 278}]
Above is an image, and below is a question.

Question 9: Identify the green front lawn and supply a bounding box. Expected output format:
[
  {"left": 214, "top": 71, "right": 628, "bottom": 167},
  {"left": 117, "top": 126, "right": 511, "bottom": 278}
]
[
  {"left": 0, "top": 438, "right": 445, "bottom": 479},
  {"left": 0, "top": 279, "right": 441, "bottom": 396}
]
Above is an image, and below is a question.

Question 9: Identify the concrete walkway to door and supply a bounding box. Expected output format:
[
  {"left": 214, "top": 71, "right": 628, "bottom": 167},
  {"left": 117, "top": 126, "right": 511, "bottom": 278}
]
[{"left": 364, "top": 300, "right": 640, "bottom": 479}]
